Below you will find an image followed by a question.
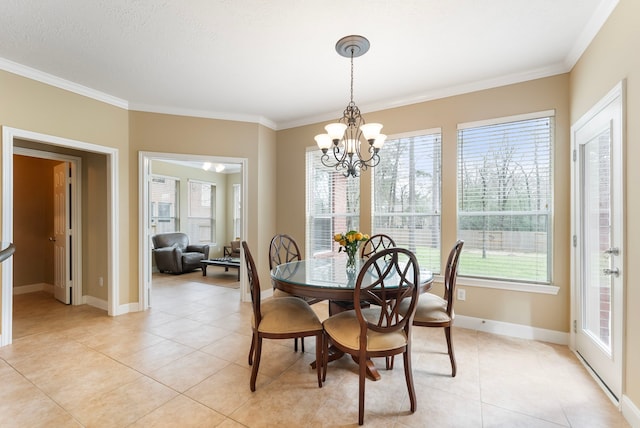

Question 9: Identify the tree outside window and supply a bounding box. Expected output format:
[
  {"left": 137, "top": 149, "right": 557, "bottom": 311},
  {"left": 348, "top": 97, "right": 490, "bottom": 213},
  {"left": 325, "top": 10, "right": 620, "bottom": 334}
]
[
  {"left": 372, "top": 131, "right": 441, "bottom": 273},
  {"left": 457, "top": 114, "right": 553, "bottom": 283}
]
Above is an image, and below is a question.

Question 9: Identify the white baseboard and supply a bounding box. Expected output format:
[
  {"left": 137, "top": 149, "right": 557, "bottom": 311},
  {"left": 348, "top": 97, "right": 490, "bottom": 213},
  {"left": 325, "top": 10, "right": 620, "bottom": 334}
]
[
  {"left": 114, "top": 302, "right": 140, "bottom": 315},
  {"left": 622, "top": 395, "right": 640, "bottom": 428},
  {"left": 13, "top": 283, "right": 53, "bottom": 295},
  {"left": 455, "top": 315, "right": 569, "bottom": 345},
  {"left": 83, "top": 295, "right": 108, "bottom": 311}
]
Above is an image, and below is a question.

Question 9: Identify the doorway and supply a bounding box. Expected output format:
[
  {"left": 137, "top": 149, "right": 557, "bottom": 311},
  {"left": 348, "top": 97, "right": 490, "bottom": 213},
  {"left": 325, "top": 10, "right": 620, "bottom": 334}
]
[
  {"left": 571, "top": 81, "right": 625, "bottom": 401},
  {"left": 138, "top": 151, "right": 248, "bottom": 310},
  {"left": 1, "top": 126, "right": 119, "bottom": 346},
  {"left": 12, "top": 148, "right": 80, "bottom": 306}
]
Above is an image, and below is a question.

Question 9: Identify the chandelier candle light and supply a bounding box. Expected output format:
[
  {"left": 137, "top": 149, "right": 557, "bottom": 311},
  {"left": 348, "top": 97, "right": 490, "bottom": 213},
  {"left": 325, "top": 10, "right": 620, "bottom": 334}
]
[{"left": 315, "top": 35, "right": 386, "bottom": 178}]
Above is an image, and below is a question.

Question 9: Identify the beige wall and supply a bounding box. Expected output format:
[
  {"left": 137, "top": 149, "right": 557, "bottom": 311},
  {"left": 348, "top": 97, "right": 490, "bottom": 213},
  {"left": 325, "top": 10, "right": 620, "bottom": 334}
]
[
  {"left": 1, "top": 70, "right": 127, "bottom": 322},
  {"left": 12, "top": 155, "right": 58, "bottom": 288},
  {"left": 277, "top": 74, "right": 571, "bottom": 333},
  {"left": 129, "top": 111, "right": 275, "bottom": 292},
  {"left": 569, "top": 0, "right": 640, "bottom": 408}
]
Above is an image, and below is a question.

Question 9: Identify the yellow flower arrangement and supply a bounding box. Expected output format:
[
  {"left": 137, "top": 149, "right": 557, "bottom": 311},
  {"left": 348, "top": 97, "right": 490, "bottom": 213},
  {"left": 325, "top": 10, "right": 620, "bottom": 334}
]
[{"left": 334, "top": 230, "right": 369, "bottom": 270}]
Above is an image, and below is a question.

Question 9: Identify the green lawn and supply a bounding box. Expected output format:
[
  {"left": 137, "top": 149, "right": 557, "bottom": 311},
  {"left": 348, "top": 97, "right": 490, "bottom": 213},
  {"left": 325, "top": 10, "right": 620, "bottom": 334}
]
[{"left": 410, "top": 246, "right": 548, "bottom": 283}]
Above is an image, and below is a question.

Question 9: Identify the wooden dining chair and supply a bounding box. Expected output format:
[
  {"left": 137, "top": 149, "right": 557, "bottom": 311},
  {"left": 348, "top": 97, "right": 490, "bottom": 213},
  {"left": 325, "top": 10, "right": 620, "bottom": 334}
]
[
  {"left": 243, "top": 241, "right": 324, "bottom": 391},
  {"left": 360, "top": 233, "right": 396, "bottom": 259},
  {"left": 269, "top": 233, "right": 324, "bottom": 352},
  {"left": 399, "top": 240, "right": 464, "bottom": 377},
  {"left": 322, "top": 247, "right": 420, "bottom": 425},
  {"left": 359, "top": 233, "right": 397, "bottom": 368}
]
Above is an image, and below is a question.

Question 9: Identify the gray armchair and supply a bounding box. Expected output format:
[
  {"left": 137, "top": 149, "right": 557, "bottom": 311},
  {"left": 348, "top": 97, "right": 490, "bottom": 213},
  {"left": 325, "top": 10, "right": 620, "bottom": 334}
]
[{"left": 152, "top": 232, "right": 210, "bottom": 274}]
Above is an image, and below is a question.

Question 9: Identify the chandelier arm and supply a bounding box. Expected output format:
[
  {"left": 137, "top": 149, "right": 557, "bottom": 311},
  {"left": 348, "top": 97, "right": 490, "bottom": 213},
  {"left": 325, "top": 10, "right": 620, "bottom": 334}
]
[{"left": 355, "top": 145, "right": 381, "bottom": 166}]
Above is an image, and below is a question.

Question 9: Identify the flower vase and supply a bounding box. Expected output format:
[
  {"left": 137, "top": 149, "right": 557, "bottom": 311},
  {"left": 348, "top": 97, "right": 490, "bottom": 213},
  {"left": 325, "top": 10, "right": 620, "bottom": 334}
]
[{"left": 346, "top": 248, "right": 357, "bottom": 273}]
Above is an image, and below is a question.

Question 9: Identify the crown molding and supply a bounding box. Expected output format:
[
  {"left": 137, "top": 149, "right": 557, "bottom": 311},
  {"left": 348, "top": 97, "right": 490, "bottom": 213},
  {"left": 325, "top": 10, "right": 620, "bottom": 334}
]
[
  {"left": 0, "top": 56, "right": 277, "bottom": 129},
  {"left": 564, "top": 0, "right": 620, "bottom": 69},
  {"left": 128, "top": 103, "right": 277, "bottom": 130},
  {"left": 0, "top": 57, "right": 129, "bottom": 110},
  {"left": 278, "top": 61, "right": 569, "bottom": 130}
]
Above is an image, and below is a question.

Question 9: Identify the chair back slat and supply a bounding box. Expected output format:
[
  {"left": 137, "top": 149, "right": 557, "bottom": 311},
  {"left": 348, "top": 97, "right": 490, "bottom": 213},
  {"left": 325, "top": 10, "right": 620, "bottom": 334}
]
[
  {"left": 354, "top": 247, "right": 420, "bottom": 336},
  {"left": 242, "top": 241, "right": 262, "bottom": 323},
  {"left": 444, "top": 240, "right": 464, "bottom": 316},
  {"left": 269, "top": 234, "right": 302, "bottom": 269},
  {"left": 360, "top": 234, "right": 396, "bottom": 259}
]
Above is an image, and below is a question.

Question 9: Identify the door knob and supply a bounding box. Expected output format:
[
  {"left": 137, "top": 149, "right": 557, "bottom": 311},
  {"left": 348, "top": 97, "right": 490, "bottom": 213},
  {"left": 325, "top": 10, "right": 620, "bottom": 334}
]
[
  {"left": 603, "top": 267, "right": 620, "bottom": 277},
  {"left": 48, "top": 237, "right": 56, "bottom": 242}
]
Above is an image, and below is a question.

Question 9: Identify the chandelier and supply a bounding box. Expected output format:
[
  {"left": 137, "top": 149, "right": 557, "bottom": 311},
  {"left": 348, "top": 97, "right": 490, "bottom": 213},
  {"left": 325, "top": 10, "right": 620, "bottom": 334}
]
[{"left": 314, "top": 35, "right": 386, "bottom": 178}]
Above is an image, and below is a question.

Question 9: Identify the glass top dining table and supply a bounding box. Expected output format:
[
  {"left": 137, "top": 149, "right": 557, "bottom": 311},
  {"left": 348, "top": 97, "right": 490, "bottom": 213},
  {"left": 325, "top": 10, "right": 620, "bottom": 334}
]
[{"left": 270, "top": 256, "right": 434, "bottom": 301}]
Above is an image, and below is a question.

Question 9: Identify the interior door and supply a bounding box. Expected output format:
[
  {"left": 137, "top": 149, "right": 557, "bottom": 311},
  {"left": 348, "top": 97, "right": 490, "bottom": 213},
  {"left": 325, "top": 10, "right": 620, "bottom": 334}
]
[
  {"left": 53, "top": 162, "right": 71, "bottom": 304},
  {"left": 572, "top": 83, "right": 624, "bottom": 400}
]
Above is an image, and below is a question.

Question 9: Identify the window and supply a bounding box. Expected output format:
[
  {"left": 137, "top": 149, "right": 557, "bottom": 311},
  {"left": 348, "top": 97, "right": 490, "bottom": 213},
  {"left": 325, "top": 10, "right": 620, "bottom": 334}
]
[
  {"left": 306, "top": 147, "right": 360, "bottom": 259},
  {"left": 233, "top": 183, "right": 241, "bottom": 239},
  {"left": 187, "top": 180, "right": 215, "bottom": 243},
  {"left": 372, "top": 130, "right": 442, "bottom": 273},
  {"left": 457, "top": 111, "right": 553, "bottom": 283},
  {"left": 150, "top": 175, "right": 178, "bottom": 234}
]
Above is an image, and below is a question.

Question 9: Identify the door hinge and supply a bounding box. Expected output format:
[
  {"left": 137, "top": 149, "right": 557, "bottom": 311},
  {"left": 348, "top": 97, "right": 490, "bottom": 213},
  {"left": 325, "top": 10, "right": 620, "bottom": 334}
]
[
  {"left": 573, "top": 235, "right": 577, "bottom": 247},
  {"left": 573, "top": 319, "right": 577, "bottom": 333}
]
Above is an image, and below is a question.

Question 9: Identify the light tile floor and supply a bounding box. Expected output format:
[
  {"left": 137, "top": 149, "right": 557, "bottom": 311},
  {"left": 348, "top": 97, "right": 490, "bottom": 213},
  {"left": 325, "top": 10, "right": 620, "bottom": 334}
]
[{"left": 0, "top": 270, "right": 629, "bottom": 427}]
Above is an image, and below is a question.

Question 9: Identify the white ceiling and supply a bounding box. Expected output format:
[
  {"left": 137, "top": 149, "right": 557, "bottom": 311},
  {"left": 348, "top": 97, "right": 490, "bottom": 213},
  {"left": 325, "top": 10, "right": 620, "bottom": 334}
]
[{"left": 0, "top": 1, "right": 617, "bottom": 130}]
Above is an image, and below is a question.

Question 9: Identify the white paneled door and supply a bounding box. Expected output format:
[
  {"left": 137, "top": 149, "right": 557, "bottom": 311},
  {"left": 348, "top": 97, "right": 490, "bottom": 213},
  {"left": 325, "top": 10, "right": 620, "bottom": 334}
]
[
  {"left": 572, "top": 82, "right": 624, "bottom": 401},
  {"left": 53, "top": 162, "right": 71, "bottom": 304}
]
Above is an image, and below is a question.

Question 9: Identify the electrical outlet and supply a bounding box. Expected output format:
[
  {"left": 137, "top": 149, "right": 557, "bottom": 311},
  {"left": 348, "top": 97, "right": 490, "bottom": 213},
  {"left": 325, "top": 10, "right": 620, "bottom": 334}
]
[
  {"left": 99, "top": 277, "right": 104, "bottom": 287},
  {"left": 457, "top": 288, "right": 466, "bottom": 301}
]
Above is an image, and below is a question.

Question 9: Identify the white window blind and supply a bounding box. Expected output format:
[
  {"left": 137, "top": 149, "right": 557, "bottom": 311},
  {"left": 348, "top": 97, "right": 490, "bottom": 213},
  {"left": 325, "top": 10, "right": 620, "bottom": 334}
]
[
  {"left": 187, "top": 180, "right": 215, "bottom": 244},
  {"left": 372, "top": 130, "right": 441, "bottom": 273},
  {"left": 150, "top": 175, "right": 178, "bottom": 234},
  {"left": 457, "top": 113, "right": 553, "bottom": 283},
  {"left": 233, "top": 183, "right": 241, "bottom": 239},
  {"left": 306, "top": 147, "right": 360, "bottom": 259}
]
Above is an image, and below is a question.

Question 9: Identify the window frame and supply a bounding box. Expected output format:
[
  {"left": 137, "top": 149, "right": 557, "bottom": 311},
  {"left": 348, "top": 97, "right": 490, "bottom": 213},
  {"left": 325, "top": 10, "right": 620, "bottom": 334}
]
[
  {"left": 150, "top": 174, "right": 179, "bottom": 235},
  {"left": 186, "top": 179, "right": 215, "bottom": 244},
  {"left": 305, "top": 146, "right": 361, "bottom": 259},
  {"left": 232, "top": 183, "right": 241, "bottom": 239},
  {"left": 456, "top": 110, "right": 556, "bottom": 287},
  {"left": 371, "top": 128, "right": 442, "bottom": 274}
]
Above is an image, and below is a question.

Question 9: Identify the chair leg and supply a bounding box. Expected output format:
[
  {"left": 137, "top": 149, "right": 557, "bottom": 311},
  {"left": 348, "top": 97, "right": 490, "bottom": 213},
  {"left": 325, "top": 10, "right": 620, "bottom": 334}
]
[
  {"left": 248, "top": 332, "right": 256, "bottom": 366},
  {"left": 358, "top": 350, "right": 367, "bottom": 426},
  {"left": 444, "top": 326, "right": 457, "bottom": 377},
  {"left": 403, "top": 347, "right": 417, "bottom": 413},
  {"left": 322, "top": 332, "right": 328, "bottom": 382},
  {"left": 250, "top": 335, "right": 263, "bottom": 392},
  {"left": 315, "top": 333, "right": 322, "bottom": 388},
  {"left": 386, "top": 355, "right": 395, "bottom": 370},
  {"left": 293, "top": 337, "right": 306, "bottom": 352}
]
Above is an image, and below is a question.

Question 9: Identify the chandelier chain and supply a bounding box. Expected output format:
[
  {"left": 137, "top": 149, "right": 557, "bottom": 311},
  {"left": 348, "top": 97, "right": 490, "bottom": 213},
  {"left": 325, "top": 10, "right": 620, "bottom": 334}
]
[{"left": 350, "top": 47, "right": 354, "bottom": 105}]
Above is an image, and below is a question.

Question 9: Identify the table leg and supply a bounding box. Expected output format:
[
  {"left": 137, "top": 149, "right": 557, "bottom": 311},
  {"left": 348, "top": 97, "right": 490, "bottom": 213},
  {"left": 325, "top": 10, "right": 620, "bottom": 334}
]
[{"left": 202, "top": 265, "right": 208, "bottom": 276}]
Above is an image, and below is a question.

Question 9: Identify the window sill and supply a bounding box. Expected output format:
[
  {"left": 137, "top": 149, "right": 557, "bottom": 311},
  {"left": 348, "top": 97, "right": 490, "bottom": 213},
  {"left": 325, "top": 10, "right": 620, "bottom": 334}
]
[{"left": 433, "top": 275, "right": 560, "bottom": 295}]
